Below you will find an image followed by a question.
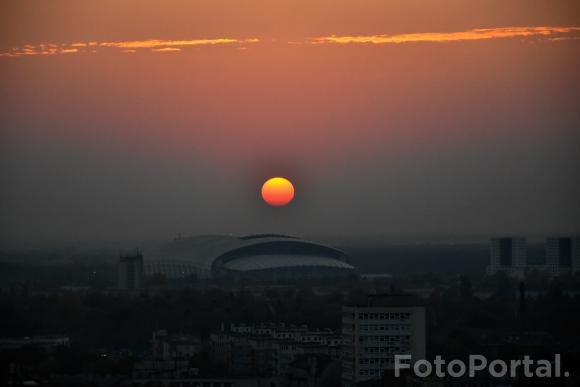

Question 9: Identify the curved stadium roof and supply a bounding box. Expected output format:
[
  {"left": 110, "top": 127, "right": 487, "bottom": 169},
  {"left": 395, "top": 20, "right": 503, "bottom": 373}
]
[
  {"left": 146, "top": 234, "right": 353, "bottom": 277},
  {"left": 222, "top": 255, "right": 353, "bottom": 271}
]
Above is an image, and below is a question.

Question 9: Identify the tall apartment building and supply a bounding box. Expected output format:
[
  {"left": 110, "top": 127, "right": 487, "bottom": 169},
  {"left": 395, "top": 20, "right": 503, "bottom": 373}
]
[
  {"left": 341, "top": 295, "right": 426, "bottom": 386},
  {"left": 118, "top": 252, "right": 144, "bottom": 289},
  {"left": 486, "top": 237, "right": 527, "bottom": 278},
  {"left": 546, "top": 237, "right": 580, "bottom": 277}
]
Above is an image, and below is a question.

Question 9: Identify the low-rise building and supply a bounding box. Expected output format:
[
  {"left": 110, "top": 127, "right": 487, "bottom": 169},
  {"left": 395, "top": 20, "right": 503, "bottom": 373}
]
[
  {"left": 0, "top": 335, "right": 70, "bottom": 352},
  {"left": 210, "top": 322, "right": 342, "bottom": 378}
]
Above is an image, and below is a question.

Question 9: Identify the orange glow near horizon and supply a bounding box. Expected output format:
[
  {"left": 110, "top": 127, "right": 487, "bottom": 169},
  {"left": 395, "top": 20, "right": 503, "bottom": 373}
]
[{"left": 261, "top": 178, "right": 295, "bottom": 207}]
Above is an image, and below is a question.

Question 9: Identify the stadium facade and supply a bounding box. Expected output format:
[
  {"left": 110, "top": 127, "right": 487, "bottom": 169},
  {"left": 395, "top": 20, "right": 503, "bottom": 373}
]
[{"left": 144, "top": 234, "right": 355, "bottom": 281}]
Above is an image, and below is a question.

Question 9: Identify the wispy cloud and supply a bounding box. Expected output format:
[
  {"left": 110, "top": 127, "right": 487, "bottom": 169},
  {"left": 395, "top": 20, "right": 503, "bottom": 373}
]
[
  {"left": 151, "top": 47, "right": 182, "bottom": 52},
  {"left": 99, "top": 38, "right": 256, "bottom": 49},
  {"left": 2, "top": 27, "right": 578, "bottom": 58},
  {"left": 548, "top": 36, "right": 580, "bottom": 42},
  {"left": 311, "top": 26, "right": 580, "bottom": 45},
  {"left": 0, "top": 38, "right": 259, "bottom": 57}
]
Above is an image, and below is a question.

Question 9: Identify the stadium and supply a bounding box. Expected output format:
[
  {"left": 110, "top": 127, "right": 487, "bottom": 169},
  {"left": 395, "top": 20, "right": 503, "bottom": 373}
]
[{"left": 144, "top": 234, "right": 355, "bottom": 281}]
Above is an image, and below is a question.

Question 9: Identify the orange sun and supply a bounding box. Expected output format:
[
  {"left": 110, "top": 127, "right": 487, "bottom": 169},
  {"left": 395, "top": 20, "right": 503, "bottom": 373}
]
[{"left": 261, "top": 177, "right": 295, "bottom": 207}]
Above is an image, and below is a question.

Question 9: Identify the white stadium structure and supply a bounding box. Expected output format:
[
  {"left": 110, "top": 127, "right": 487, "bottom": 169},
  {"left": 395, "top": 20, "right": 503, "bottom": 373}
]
[{"left": 144, "top": 234, "right": 355, "bottom": 281}]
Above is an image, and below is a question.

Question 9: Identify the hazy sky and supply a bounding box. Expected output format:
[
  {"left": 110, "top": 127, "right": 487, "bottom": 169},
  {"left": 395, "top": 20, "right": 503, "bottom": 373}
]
[{"left": 1, "top": 1, "right": 579, "bottom": 246}]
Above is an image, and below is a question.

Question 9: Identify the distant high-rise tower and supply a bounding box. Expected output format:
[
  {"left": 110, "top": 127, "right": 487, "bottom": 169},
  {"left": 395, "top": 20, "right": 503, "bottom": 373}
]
[
  {"left": 118, "top": 252, "right": 144, "bottom": 289},
  {"left": 546, "top": 237, "right": 580, "bottom": 277},
  {"left": 486, "top": 237, "right": 527, "bottom": 278}
]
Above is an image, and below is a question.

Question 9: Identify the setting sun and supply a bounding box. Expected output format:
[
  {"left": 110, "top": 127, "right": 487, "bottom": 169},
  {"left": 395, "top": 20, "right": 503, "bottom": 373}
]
[{"left": 261, "top": 177, "right": 295, "bottom": 207}]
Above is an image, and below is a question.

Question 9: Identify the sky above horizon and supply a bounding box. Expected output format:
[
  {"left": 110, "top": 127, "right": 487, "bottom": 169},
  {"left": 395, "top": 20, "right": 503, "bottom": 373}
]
[{"left": 1, "top": 1, "right": 579, "bottom": 247}]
